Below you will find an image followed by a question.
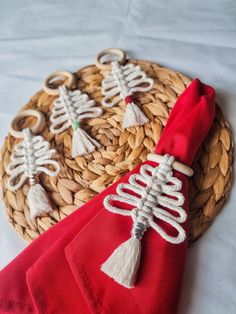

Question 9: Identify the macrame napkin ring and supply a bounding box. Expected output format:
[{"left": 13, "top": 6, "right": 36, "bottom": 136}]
[
  {"left": 43, "top": 70, "right": 103, "bottom": 157},
  {"left": 96, "top": 48, "right": 154, "bottom": 129},
  {"left": 101, "top": 154, "right": 193, "bottom": 288},
  {"left": 7, "top": 109, "right": 60, "bottom": 220}
]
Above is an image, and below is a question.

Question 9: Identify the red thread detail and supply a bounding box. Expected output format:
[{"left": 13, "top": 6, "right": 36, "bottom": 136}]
[{"left": 124, "top": 95, "right": 133, "bottom": 104}]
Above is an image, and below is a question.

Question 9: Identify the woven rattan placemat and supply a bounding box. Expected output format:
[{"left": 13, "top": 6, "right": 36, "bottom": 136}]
[{"left": 0, "top": 60, "right": 233, "bottom": 245}]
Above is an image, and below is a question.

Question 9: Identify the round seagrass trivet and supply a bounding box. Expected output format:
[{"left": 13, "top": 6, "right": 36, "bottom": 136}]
[{"left": 0, "top": 60, "right": 233, "bottom": 245}]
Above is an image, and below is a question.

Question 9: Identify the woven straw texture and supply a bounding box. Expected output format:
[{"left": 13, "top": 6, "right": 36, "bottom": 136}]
[{"left": 0, "top": 60, "right": 233, "bottom": 245}]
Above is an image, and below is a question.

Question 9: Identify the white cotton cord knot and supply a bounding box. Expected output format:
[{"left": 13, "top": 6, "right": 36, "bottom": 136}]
[
  {"left": 7, "top": 128, "right": 60, "bottom": 220},
  {"left": 158, "top": 154, "right": 175, "bottom": 171},
  {"left": 50, "top": 85, "right": 103, "bottom": 157},
  {"left": 101, "top": 154, "right": 187, "bottom": 288},
  {"left": 102, "top": 61, "right": 153, "bottom": 128}
]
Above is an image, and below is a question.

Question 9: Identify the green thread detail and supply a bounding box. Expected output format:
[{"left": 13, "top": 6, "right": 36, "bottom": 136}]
[{"left": 72, "top": 120, "right": 80, "bottom": 130}]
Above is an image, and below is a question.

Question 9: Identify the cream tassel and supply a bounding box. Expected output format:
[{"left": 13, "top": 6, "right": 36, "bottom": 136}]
[
  {"left": 101, "top": 222, "right": 145, "bottom": 288},
  {"left": 71, "top": 121, "right": 100, "bottom": 157},
  {"left": 28, "top": 183, "right": 53, "bottom": 219},
  {"left": 122, "top": 102, "right": 149, "bottom": 128}
]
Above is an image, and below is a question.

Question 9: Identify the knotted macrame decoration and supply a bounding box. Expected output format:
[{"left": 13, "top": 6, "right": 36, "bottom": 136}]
[
  {"left": 101, "top": 60, "right": 154, "bottom": 128},
  {"left": 45, "top": 70, "right": 103, "bottom": 157},
  {"left": 7, "top": 127, "right": 60, "bottom": 219},
  {"left": 101, "top": 154, "right": 187, "bottom": 288},
  {"left": 50, "top": 85, "right": 103, "bottom": 157}
]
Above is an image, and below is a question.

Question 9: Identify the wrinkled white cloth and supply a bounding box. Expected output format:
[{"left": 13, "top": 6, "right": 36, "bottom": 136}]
[{"left": 0, "top": 1, "right": 235, "bottom": 313}]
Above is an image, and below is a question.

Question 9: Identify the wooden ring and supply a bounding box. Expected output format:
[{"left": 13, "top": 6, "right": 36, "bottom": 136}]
[
  {"left": 95, "top": 48, "right": 126, "bottom": 70},
  {"left": 147, "top": 153, "right": 194, "bottom": 177},
  {"left": 43, "top": 70, "right": 76, "bottom": 96},
  {"left": 9, "top": 109, "right": 45, "bottom": 138}
]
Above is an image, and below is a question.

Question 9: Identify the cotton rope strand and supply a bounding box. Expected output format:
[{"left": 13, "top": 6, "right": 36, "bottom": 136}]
[{"left": 101, "top": 154, "right": 190, "bottom": 288}]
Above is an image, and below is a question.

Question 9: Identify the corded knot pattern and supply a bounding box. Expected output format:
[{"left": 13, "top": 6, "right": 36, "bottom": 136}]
[
  {"left": 7, "top": 128, "right": 60, "bottom": 190},
  {"left": 101, "top": 61, "right": 154, "bottom": 107},
  {"left": 50, "top": 85, "right": 103, "bottom": 134},
  {"left": 104, "top": 154, "right": 187, "bottom": 244}
]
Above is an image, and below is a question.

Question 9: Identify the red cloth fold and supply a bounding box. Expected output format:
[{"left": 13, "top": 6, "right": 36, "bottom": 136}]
[
  {"left": 63, "top": 79, "right": 215, "bottom": 314},
  {"left": 0, "top": 79, "right": 215, "bottom": 314},
  {"left": 155, "top": 79, "right": 215, "bottom": 164}
]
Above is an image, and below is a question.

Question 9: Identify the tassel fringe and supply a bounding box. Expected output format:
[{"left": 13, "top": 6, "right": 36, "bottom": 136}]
[
  {"left": 122, "top": 102, "right": 149, "bottom": 128},
  {"left": 28, "top": 183, "right": 53, "bottom": 219},
  {"left": 101, "top": 237, "right": 141, "bottom": 288},
  {"left": 72, "top": 127, "right": 100, "bottom": 157}
]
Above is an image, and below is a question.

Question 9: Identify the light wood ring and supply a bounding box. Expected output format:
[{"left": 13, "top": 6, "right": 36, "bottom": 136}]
[
  {"left": 147, "top": 153, "right": 194, "bottom": 177},
  {"left": 9, "top": 109, "right": 45, "bottom": 138},
  {"left": 95, "top": 48, "right": 126, "bottom": 70},
  {"left": 43, "top": 70, "right": 76, "bottom": 96}
]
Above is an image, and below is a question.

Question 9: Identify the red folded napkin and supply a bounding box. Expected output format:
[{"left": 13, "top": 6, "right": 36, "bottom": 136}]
[
  {"left": 0, "top": 201, "right": 94, "bottom": 313},
  {"left": 0, "top": 79, "right": 215, "bottom": 314},
  {"left": 64, "top": 79, "right": 215, "bottom": 313}
]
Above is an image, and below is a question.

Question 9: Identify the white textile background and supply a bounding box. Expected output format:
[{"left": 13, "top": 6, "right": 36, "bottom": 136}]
[{"left": 0, "top": 1, "right": 235, "bottom": 313}]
